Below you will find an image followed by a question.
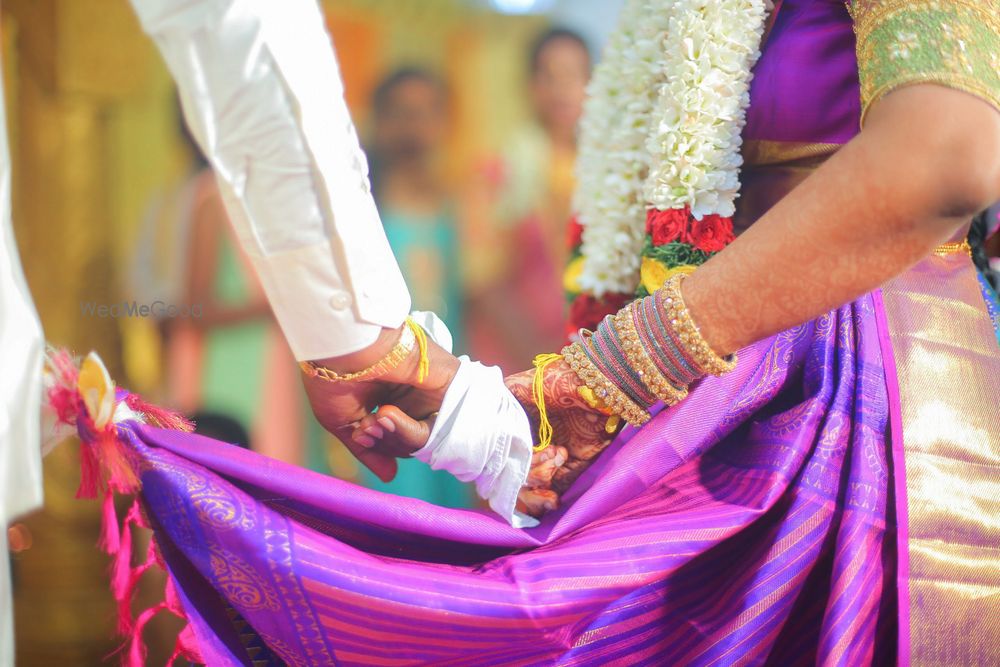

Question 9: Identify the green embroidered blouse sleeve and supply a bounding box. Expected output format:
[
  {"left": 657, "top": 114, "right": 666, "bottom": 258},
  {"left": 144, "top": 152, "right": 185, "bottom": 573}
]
[{"left": 852, "top": 0, "right": 1000, "bottom": 124}]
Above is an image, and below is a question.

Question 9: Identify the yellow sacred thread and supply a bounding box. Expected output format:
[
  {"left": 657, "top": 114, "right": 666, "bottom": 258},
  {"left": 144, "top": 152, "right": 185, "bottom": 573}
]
[
  {"left": 531, "top": 353, "right": 564, "bottom": 452},
  {"left": 406, "top": 318, "right": 430, "bottom": 384}
]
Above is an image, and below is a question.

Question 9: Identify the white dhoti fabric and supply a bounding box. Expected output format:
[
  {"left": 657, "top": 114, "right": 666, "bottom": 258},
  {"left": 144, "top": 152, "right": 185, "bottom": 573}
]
[{"left": 0, "top": 67, "right": 45, "bottom": 667}]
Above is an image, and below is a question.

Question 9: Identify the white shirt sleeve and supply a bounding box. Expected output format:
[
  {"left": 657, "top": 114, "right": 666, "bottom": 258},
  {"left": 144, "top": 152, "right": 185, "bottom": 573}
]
[{"left": 129, "top": 0, "right": 411, "bottom": 360}]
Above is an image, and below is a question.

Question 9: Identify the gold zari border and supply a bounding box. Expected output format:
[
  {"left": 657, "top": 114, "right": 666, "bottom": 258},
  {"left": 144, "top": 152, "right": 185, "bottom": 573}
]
[
  {"left": 880, "top": 254, "right": 1000, "bottom": 665},
  {"left": 742, "top": 140, "right": 842, "bottom": 167}
]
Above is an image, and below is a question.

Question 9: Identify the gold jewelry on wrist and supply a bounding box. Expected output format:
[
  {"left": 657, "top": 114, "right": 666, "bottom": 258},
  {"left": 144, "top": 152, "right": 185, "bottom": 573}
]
[
  {"left": 932, "top": 240, "right": 971, "bottom": 257},
  {"left": 562, "top": 339, "right": 650, "bottom": 427},
  {"left": 613, "top": 305, "right": 689, "bottom": 406},
  {"left": 301, "top": 320, "right": 417, "bottom": 383},
  {"left": 660, "top": 275, "right": 736, "bottom": 377}
]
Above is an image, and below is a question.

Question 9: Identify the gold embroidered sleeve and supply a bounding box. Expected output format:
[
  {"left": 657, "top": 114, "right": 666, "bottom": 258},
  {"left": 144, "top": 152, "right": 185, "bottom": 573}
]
[{"left": 852, "top": 0, "right": 1000, "bottom": 124}]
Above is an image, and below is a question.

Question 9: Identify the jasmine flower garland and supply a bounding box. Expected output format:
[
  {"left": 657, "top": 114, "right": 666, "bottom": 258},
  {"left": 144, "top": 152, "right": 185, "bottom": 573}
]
[{"left": 573, "top": 0, "right": 767, "bottom": 300}]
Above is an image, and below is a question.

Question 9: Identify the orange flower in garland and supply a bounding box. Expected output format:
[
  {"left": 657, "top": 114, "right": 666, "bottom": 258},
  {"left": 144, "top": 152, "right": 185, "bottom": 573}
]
[{"left": 685, "top": 214, "right": 735, "bottom": 253}]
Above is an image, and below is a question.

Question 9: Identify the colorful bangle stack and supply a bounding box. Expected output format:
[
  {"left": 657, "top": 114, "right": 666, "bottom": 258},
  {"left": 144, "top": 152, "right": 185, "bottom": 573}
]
[
  {"left": 562, "top": 273, "right": 737, "bottom": 426},
  {"left": 562, "top": 336, "right": 651, "bottom": 427}
]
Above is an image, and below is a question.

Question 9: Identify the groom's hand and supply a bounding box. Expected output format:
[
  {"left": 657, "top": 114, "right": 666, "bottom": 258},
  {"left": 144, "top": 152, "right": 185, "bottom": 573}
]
[{"left": 302, "top": 324, "right": 460, "bottom": 482}]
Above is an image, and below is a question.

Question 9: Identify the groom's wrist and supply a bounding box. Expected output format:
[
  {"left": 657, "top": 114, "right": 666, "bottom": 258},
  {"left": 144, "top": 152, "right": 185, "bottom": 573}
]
[
  {"left": 305, "top": 323, "right": 459, "bottom": 399},
  {"left": 307, "top": 324, "right": 408, "bottom": 377}
]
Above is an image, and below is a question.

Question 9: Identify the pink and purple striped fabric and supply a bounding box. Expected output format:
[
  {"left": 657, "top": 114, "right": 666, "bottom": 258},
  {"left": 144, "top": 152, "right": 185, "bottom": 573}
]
[{"left": 125, "top": 292, "right": 898, "bottom": 665}]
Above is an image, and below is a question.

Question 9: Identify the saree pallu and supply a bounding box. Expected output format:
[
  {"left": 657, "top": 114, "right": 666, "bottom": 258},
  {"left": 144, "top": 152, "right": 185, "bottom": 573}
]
[{"left": 109, "top": 266, "right": 948, "bottom": 666}]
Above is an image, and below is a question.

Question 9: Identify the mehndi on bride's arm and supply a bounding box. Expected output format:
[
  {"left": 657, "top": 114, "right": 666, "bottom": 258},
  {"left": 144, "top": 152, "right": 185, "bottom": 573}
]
[{"left": 685, "top": 84, "right": 1000, "bottom": 358}]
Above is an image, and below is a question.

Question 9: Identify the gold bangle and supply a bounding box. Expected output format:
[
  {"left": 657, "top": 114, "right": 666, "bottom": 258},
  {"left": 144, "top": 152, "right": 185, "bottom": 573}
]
[
  {"left": 562, "top": 339, "right": 650, "bottom": 427},
  {"left": 300, "top": 322, "right": 416, "bottom": 383},
  {"left": 932, "top": 240, "right": 971, "bottom": 257},
  {"left": 613, "top": 305, "right": 689, "bottom": 406},
  {"left": 659, "top": 275, "right": 736, "bottom": 377}
]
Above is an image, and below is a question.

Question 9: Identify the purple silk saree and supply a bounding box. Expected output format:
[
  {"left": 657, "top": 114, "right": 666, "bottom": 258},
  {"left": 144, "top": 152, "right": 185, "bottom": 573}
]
[
  {"left": 73, "top": 1, "right": 1000, "bottom": 664},
  {"left": 128, "top": 293, "right": 898, "bottom": 666}
]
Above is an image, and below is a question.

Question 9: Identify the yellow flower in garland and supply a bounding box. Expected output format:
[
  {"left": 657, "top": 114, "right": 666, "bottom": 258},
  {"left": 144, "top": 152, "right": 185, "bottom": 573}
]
[
  {"left": 640, "top": 257, "right": 696, "bottom": 294},
  {"left": 563, "top": 255, "right": 586, "bottom": 293}
]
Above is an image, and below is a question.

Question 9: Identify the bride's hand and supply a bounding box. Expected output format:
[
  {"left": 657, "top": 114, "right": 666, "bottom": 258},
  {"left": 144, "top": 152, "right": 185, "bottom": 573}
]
[
  {"left": 303, "top": 324, "right": 460, "bottom": 482},
  {"left": 505, "top": 359, "right": 621, "bottom": 516}
]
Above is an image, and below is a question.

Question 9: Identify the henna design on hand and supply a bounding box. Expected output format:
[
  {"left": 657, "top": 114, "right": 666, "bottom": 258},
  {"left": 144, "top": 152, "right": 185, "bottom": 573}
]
[{"left": 506, "top": 359, "right": 620, "bottom": 516}]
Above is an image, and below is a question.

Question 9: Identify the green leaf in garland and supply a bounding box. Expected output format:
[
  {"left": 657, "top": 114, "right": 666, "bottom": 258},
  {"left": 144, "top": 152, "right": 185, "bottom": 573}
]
[{"left": 642, "top": 238, "right": 710, "bottom": 268}]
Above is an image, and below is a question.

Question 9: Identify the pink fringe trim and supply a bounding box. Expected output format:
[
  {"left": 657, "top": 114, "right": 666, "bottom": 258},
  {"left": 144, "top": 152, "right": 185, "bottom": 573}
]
[{"left": 46, "top": 348, "right": 202, "bottom": 666}]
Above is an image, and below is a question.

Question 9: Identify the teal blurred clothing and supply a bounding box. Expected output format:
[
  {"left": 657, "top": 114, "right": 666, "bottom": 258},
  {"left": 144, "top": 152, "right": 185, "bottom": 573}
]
[{"left": 357, "top": 206, "right": 475, "bottom": 508}]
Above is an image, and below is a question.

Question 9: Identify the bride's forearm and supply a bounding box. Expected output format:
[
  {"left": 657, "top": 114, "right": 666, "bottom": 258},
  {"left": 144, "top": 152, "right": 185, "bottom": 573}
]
[{"left": 684, "top": 85, "right": 1000, "bottom": 356}]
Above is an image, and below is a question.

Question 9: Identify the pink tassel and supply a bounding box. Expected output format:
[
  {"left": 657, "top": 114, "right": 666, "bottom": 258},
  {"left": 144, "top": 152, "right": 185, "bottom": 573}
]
[
  {"left": 76, "top": 439, "right": 101, "bottom": 499},
  {"left": 111, "top": 502, "right": 161, "bottom": 638},
  {"left": 175, "top": 625, "right": 203, "bottom": 664},
  {"left": 126, "top": 601, "right": 167, "bottom": 667},
  {"left": 111, "top": 500, "right": 140, "bottom": 635},
  {"left": 45, "top": 349, "right": 205, "bottom": 663},
  {"left": 97, "top": 431, "right": 140, "bottom": 495},
  {"left": 164, "top": 575, "right": 182, "bottom": 616},
  {"left": 166, "top": 626, "right": 202, "bottom": 666},
  {"left": 120, "top": 546, "right": 158, "bottom": 637},
  {"left": 163, "top": 582, "right": 203, "bottom": 665},
  {"left": 124, "top": 394, "right": 194, "bottom": 432},
  {"left": 165, "top": 642, "right": 183, "bottom": 667},
  {"left": 45, "top": 349, "right": 81, "bottom": 424},
  {"left": 98, "top": 487, "right": 120, "bottom": 554}
]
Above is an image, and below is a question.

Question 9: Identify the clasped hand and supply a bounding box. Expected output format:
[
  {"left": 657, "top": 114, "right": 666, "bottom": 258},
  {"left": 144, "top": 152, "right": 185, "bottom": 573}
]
[{"left": 303, "top": 325, "right": 617, "bottom": 519}]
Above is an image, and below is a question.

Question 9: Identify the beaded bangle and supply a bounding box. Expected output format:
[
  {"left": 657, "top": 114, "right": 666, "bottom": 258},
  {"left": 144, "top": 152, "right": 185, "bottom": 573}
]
[
  {"left": 639, "top": 294, "right": 700, "bottom": 386},
  {"left": 588, "top": 315, "right": 658, "bottom": 408},
  {"left": 658, "top": 275, "right": 736, "bottom": 377},
  {"left": 614, "top": 305, "right": 689, "bottom": 406},
  {"left": 560, "top": 274, "right": 735, "bottom": 427},
  {"left": 562, "top": 339, "right": 650, "bottom": 427}
]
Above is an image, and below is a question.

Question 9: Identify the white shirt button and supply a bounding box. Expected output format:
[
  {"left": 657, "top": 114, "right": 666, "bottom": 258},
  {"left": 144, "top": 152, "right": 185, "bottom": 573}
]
[{"left": 329, "top": 291, "right": 353, "bottom": 311}]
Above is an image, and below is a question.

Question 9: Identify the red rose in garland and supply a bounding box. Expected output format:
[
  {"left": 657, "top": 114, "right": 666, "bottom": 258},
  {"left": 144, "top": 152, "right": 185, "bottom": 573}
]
[
  {"left": 568, "top": 292, "right": 633, "bottom": 337},
  {"left": 566, "top": 215, "right": 584, "bottom": 249},
  {"left": 646, "top": 208, "right": 689, "bottom": 246},
  {"left": 685, "top": 214, "right": 735, "bottom": 253}
]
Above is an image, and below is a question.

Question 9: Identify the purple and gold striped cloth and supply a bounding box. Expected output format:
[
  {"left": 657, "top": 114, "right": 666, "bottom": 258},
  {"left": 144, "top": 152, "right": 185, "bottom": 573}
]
[{"left": 126, "top": 292, "right": 898, "bottom": 665}]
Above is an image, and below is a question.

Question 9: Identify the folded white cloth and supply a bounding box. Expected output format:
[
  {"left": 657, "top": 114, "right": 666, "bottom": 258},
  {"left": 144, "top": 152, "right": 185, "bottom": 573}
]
[
  {"left": 413, "top": 358, "right": 536, "bottom": 528},
  {"left": 411, "top": 312, "right": 536, "bottom": 528}
]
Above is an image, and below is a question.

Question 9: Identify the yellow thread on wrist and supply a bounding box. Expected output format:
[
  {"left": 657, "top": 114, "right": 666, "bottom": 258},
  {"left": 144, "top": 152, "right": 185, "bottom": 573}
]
[
  {"left": 407, "top": 317, "right": 430, "bottom": 384},
  {"left": 531, "top": 353, "right": 563, "bottom": 452}
]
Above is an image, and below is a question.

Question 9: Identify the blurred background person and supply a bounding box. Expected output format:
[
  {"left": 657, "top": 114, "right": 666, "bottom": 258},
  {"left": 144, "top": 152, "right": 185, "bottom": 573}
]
[
  {"left": 371, "top": 69, "right": 465, "bottom": 348},
  {"left": 354, "top": 67, "right": 475, "bottom": 508},
  {"left": 129, "top": 113, "right": 306, "bottom": 465},
  {"left": 464, "top": 27, "right": 592, "bottom": 373}
]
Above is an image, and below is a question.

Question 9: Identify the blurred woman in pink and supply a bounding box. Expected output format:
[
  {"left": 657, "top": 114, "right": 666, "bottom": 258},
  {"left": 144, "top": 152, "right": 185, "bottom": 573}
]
[{"left": 465, "top": 28, "right": 591, "bottom": 373}]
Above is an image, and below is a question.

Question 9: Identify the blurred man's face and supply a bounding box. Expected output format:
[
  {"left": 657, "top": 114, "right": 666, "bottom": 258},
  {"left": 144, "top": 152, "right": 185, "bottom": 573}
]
[
  {"left": 374, "top": 79, "right": 447, "bottom": 163},
  {"left": 531, "top": 39, "right": 590, "bottom": 136}
]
